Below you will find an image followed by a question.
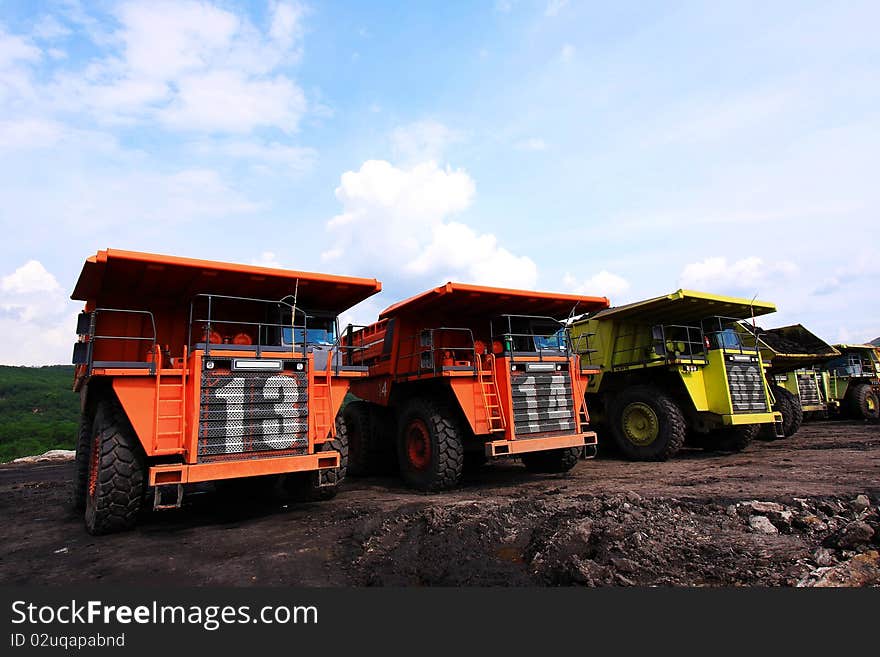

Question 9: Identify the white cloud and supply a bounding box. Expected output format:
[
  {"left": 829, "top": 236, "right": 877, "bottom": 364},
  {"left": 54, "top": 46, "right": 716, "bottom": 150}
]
[
  {"left": 564, "top": 270, "right": 629, "bottom": 300},
  {"left": 0, "top": 118, "right": 64, "bottom": 150},
  {"left": 160, "top": 71, "right": 306, "bottom": 133},
  {"left": 514, "top": 137, "right": 547, "bottom": 151},
  {"left": 32, "top": 15, "right": 73, "bottom": 41},
  {"left": 812, "top": 250, "right": 879, "bottom": 296},
  {"left": 0, "top": 260, "right": 75, "bottom": 365},
  {"left": 46, "top": 0, "right": 308, "bottom": 133},
  {"left": 559, "top": 43, "right": 575, "bottom": 63},
  {"left": 1, "top": 260, "right": 61, "bottom": 295},
  {"left": 0, "top": 27, "right": 41, "bottom": 67},
  {"left": 679, "top": 256, "right": 798, "bottom": 295},
  {"left": 545, "top": 0, "right": 570, "bottom": 17},
  {"left": 192, "top": 138, "right": 316, "bottom": 176},
  {"left": 325, "top": 159, "right": 537, "bottom": 289},
  {"left": 390, "top": 120, "right": 462, "bottom": 164},
  {"left": 251, "top": 251, "right": 283, "bottom": 268}
]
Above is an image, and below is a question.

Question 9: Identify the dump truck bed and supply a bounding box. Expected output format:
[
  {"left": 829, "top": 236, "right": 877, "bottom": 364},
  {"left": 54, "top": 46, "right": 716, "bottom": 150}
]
[
  {"left": 72, "top": 248, "right": 382, "bottom": 313},
  {"left": 585, "top": 289, "right": 775, "bottom": 324},
  {"left": 755, "top": 324, "right": 839, "bottom": 369},
  {"left": 379, "top": 281, "right": 609, "bottom": 320}
]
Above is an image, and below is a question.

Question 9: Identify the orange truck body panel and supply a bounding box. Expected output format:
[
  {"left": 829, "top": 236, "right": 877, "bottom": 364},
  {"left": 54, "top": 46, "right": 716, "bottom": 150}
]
[
  {"left": 347, "top": 282, "right": 609, "bottom": 455},
  {"left": 72, "top": 249, "right": 381, "bottom": 484}
]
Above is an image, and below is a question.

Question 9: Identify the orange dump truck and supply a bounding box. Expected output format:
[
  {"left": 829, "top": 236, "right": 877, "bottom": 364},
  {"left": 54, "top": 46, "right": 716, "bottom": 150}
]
[
  {"left": 340, "top": 282, "right": 610, "bottom": 490},
  {"left": 70, "top": 249, "right": 381, "bottom": 534}
]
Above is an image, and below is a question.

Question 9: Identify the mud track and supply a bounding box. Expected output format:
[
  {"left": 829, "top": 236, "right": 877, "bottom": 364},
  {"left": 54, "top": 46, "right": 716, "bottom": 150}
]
[{"left": 1, "top": 420, "right": 878, "bottom": 586}]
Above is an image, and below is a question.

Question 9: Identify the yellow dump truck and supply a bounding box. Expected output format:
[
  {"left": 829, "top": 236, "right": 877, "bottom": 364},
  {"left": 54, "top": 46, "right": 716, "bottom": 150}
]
[
  {"left": 737, "top": 324, "right": 839, "bottom": 430},
  {"left": 569, "top": 290, "right": 782, "bottom": 461}
]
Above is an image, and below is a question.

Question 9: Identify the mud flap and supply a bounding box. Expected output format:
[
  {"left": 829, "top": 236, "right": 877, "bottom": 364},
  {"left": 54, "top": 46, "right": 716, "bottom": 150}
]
[
  {"left": 153, "top": 484, "right": 183, "bottom": 510},
  {"left": 773, "top": 415, "right": 784, "bottom": 439}
]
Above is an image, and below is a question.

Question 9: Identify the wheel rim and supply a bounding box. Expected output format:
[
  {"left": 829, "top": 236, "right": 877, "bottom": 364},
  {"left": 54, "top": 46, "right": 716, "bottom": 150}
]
[
  {"left": 405, "top": 419, "right": 432, "bottom": 471},
  {"left": 867, "top": 395, "right": 877, "bottom": 412},
  {"left": 622, "top": 402, "right": 660, "bottom": 446},
  {"left": 88, "top": 431, "right": 100, "bottom": 497}
]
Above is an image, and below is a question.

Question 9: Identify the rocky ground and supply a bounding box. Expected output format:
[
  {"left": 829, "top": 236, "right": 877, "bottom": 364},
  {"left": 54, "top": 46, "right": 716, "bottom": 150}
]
[{"left": 0, "top": 420, "right": 877, "bottom": 586}]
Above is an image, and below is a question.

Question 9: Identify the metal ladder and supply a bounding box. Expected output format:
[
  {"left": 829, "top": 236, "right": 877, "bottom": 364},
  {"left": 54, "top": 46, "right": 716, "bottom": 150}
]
[{"left": 478, "top": 354, "right": 506, "bottom": 432}]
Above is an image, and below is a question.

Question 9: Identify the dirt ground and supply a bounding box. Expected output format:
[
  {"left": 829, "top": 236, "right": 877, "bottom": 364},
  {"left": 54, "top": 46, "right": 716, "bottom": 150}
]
[{"left": 1, "top": 420, "right": 878, "bottom": 587}]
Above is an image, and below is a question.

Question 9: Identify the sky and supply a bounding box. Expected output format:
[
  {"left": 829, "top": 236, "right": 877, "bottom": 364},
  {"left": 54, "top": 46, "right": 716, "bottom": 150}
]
[{"left": 0, "top": 0, "right": 878, "bottom": 365}]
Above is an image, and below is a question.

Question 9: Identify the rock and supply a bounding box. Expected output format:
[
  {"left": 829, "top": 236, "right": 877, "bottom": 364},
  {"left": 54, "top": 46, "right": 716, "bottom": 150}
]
[
  {"left": 609, "top": 556, "right": 638, "bottom": 574},
  {"left": 812, "top": 547, "right": 836, "bottom": 567},
  {"left": 624, "top": 491, "right": 643, "bottom": 504},
  {"left": 11, "top": 449, "right": 75, "bottom": 464},
  {"left": 806, "top": 551, "right": 880, "bottom": 587},
  {"left": 570, "top": 556, "right": 611, "bottom": 586},
  {"left": 853, "top": 495, "right": 871, "bottom": 511},
  {"left": 796, "top": 515, "right": 828, "bottom": 532},
  {"left": 749, "top": 516, "right": 779, "bottom": 534},
  {"left": 743, "top": 500, "right": 784, "bottom": 514},
  {"left": 836, "top": 521, "right": 875, "bottom": 548}
]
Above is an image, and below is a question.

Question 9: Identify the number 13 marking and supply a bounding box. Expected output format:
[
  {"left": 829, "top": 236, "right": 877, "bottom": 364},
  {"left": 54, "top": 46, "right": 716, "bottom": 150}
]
[{"left": 215, "top": 375, "right": 301, "bottom": 452}]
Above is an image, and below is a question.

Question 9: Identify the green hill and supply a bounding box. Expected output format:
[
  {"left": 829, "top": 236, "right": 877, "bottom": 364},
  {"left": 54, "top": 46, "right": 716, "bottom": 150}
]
[{"left": 0, "top": 366, "right": 79, "bottom": 462}]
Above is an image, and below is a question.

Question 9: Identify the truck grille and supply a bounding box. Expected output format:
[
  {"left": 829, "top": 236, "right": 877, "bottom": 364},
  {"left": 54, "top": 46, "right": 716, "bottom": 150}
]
[
  {"left": 510, "top": 372, "right": 576, "bottom": 436},
  {"left": 198, "top": 361, "right": 309, "bottom": 461},
  {"left": 796, "top": 372, "right": 821, "bottom": 407},
  {"left": 725, "top": 360, "right": 768, "bottom": 413}
]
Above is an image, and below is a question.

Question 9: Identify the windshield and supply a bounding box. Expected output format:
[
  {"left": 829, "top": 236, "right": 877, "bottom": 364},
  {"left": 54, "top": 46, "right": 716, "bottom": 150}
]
[
  {"left": 709, "top": 328, "right": 743, "bottom": 350},
  {"left": 282, "top": 318, "right": 337, "bottom": 347},
  {"left": 534, "top": 328, "right": 567, "bottom": 352}
]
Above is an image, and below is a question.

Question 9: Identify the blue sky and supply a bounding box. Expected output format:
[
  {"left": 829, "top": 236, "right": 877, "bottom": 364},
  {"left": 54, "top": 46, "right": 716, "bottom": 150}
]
[{"left": 0, "top": 0, "right": 878, "bottom": 364}]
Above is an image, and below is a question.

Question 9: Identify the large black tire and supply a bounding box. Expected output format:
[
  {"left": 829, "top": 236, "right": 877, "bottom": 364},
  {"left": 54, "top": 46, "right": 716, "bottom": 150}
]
[
  {"left": 846, "top": 383, "right": 879, "bottom": 420},
  {"left": 774, "top": 385, "right": 803, "bottom": 437},
  {"left": 343, "top": 401, "right": 373, "bottom": 476},
  {"left": 72, "top": 410, "right": 93, "bottom": 510},
  {"left": 607, "top": 385, "right": 687, "bottom": 461},
  {"left": 703, "top": 424, "right": 759, "bottom": 453},
  {"left": 396, "top": 398, "right": 464, "bottom": 491},
  {"left": 521, "top": 447, "right": 580, "bottom": 473},
  {"left": 84, "top": 398, "right": 145, "bottom": 535},
  {"left": 289, "top": 416, "right": 349, "bottom": 501}
]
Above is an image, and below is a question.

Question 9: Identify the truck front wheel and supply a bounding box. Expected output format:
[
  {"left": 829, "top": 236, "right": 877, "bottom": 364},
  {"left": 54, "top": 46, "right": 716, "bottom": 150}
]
[
  {"left": 846, "top": 383, "right": 879, "bottom": 420},
  {"left": 396, "top": 398, "right": 464, "bottom": 491},
  {"left": 521, "top": 447, "right": 580, "bottom": 473},
  {"left": 762, "top": 385, "right": 803, "bottom": 439},
  {"left": 703, "top": 424, "right": 759, "bottom": 452},
  {"left": 72, "top": 411, "right": 93, "bottom": 510},
  {"left": 84, "top": 398, "right": 145, "bottom": 535},
  {"left": 608, "top": 386, "right": 687, "bottom": 461}
]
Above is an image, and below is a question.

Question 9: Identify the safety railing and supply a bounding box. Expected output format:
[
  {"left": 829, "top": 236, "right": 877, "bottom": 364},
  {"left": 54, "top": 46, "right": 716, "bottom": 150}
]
[
  {"left": 187, "top": 293, "right": 308, "bottom": 358},
  {"left": 397, "top": 327, "right": 480, "bottom": 377},
  {"left": 72, "top": 308, "right": 158, "bottom": 375},
  {"left": 489, "top": 314, "right": 572, "bottom": 360}
]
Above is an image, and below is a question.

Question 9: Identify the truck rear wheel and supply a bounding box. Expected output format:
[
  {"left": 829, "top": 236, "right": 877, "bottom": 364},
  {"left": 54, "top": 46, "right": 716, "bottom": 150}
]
[
  {"left": 608, "top": 386, "right": 687, "bottom": 461},
  {"left": 343, "top": 401, "right": 373, "bottom": 476},
  {"left": 703, "top": 424, "right": 758, "bottom": 452},
  {"left": 396, "top": 398, "right": 464, "bottom": 491},
  {"left": 521, "top": 447, "right": 580, "bottom": 473},
  {"left": 846, "top": 383, "right": 879, "bottom": 420},
  {"left": 764, "top": 385, "right": 803, "bottom": 439},
  {"left": 73, "top": 411, "right": 93, "bottom": 510},
  {"left": 289, "top": 416, "right": 349, "bottom": 501},
  {"left": 84, "top": 398, "right": 145, "bottom": 535}
]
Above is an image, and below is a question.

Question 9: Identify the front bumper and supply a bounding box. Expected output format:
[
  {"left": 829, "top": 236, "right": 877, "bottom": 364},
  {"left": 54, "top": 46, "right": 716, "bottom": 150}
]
[
  {"left": 148, "top": 451, "right": 340, "bottom": 486},
  {"left": 484, "top": 431, "right": 597, "bottom": 458}
]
